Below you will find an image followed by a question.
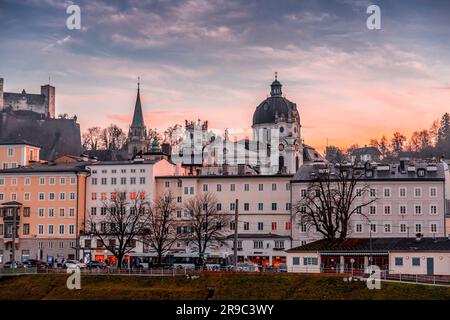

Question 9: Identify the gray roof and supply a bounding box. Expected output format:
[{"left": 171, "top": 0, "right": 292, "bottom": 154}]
[
  {"left": 293, "top": 161, "right": 445, "bottom": 182},
  {"left": 349, "top": 146, "right": 381, "bottom": 157},
  {"left": 88, "top": 159, "right": 158, "bottom": 166},
  {"left": 0, "top": 161, "right": 91, "bottom": 174},
  {"left": 287, "top": 237, "right": 450, "bottom": 253}
]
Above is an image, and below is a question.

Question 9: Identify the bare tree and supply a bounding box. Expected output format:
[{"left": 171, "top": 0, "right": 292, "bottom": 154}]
[
  {"left": 147, "top": 128, "right": 162, "bottom": 144},
  {"left": 143, "top": 193, "right": 182, "bottom": 265},
  {"left": 294, "top": 163, "right": 377, "bottom": 240},
  {"left": 101, "top": 124, "right": 127, "bottom": 151},
  {"left": 184, "top": 192, "right": 231, "bottom": 266},
  {"left": 163, "top": 124, "right": 183, "bottom": 146},
  {"left": 82, "top": 126, "right": 103, "bottom": 151},
  {"left": 86, "top": 190, "right": 150, "bottom": 268}
]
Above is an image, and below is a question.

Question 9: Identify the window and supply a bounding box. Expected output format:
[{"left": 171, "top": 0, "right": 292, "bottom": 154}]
[
  {"left": 91, "top": 193, "right": 97, "bottom": 201},
  {"left": 202, "top": 184, "right": 208, "bottom": 192},
  {"left": 0, "top": 194, "right": 3, "bottom": 201},
  {"left": 430, "top": 205, "right": 437, "bottom": 215},
  {"left": 384, "top": 223, "right": 391, "bottom": 233},
  {"left": 229, "top": 221, "right": 236, "bottom": 231},
  {"left": 49, "top": 192, "right": 55, "bottom": 200},
  {"left": 59, "top": 208, "right": 65, "bottom": 217},
  {"left": 70, "top": 177, "right": 76, "bottom": 185},
  {"left": 23, "top": 224, "right": 30, "bottom": 235},
  {"left": 286, "top": 222, "right": 291, "bottom": 230},
  {"left": 370, "top": 188, "right": 376, "bottom": 197},
  {"left": 356, "top": 207, "right": 362, "bottom": 215},
  {"left": 38, "top": 208, "right": 44, "bottom": 217},
  {"left": 258, "top": 222, "right": 264, "bottom": 231},
  {"left": 69, "top": 192, "right": 76, "bottom": 200},
  {"left": 230, "top": 184, "right": 235, "bottom": 192},
  {"left": 244, "top": 184, "right": 249, "bottom": 191},
  {"left": 216, "top": 184, "right": 222, "bottom": 192},
  {"left": 412, "top": 258, "right": 420, "bottom": 267},
  {"left": 271, "top": 222, "right": 277, "bottom": 230},
  {"left": 39, "top": 177, "right": 45, "bottom": 185},
  {"left": 253, "top": 241, "right": 263, "bottom": 249},
  {"left": 230, "top": 202, "right": 236, "bottom": 211},
  {"left": 184, "top": 187, "right": 189, "bottom": 195},
  {"left": 431, "top": 223, "right": 437, "bottom": 233},
  {"left": 60, "top": 177, "right": 66, "bottom": 185},
  {"left": 400, "top": 205, "right": 407, "bottom": 215},
  {"left": 216, "top": 203, "right": 222, "bottom": 211},
  {"left": 38, "top": 225, "right": 44, "bottom": 235},
  {"left": 415, "top": 223, "right": 422, "bottom": 233},
  {"left": 275, "top": 240, "right": 284, "bottom": 249},
  {"left": 356, "top": 224, "right": 362, "bottom": 233},
  {"left": 370, "top": 223, "right": 377, "bottom": 233},
  {"left": 91, "top": 178, "right": 97, "bottom": 185},
  {"left": 304, "top": 257, "right": 319, "bottom": 265},
  {"left": 301, "top": 189, "right": 307, "bottom": 197},
  {"left": 101, "top": 207, "right": 107, "bottom": 215},
  {"left": 272, "top": 183, "right": 277, "bottom": 191},
  {"left": 415, "top": 205, "right": 422, "bottom": 215},
  {"left": 430, "top": 187, "right": 437, "bottom": 197},
  {"left": 91, "top": 207, "right": 97, "bottom": 215},
  {"left": 271, "top": 203, "right": 277, "bottom": 211},
  {"left": 59, "top": 192, "right": 66, "bottom": 200},
  {"left": 121, "top": 177, "right": 126, "bottom": 185},
  {"left": 244, "top": 222, "right": 249, "bottom": 231},
  {"left": 244, "top": 203, "right": 249, "bottom": 211},
  {"left": 58, "top": 225, "right": 65, "bottom": 235},
  {"left": 165, "top": 181, "right": 170, "bottom": 188},
  {"left": 49, "top": 177, "right": 55, "bottom": 185},
  {"left": 383, "top": 188, "right": 391, "bottom": 198},
  {"left": 39, "top": 192, "right": 45, "bottom": 201},
  {"left": 293, "top": 257, "right": 300, "bottom": 266},
  {"left": 23, "top": 207, "right": 30, "bottom": 217},
  {"left": 130, "top": 177, "right": 136, "bottom": 185},
  {"left": 258, "top": 184, "right": 264, "bottom": 191},
  {"left": 258, "top": 203, "right": 263, "bottom": 211},
  {"left": 399, "top": 187, "right": 406, "bottom": 197},
  {"left": 177, "top": 181, "right": 182, "bottom": 188},
  {"left": 24, "top": 193, "right": 31, "bottom": 201},
  {"left": 356, "top": 188, "right": 362, "bottom": 197},
  {"left": 7, "top": 147, "right": 13, "bottom": 156},
  {"left": 24, "top": 177, "right": 31, "bottom": 185},
  {"left": 286, "top": 203, "right": 291, "bottom": 210},
  {"left": 400, "top": 223, "right": 407, "bottom": 233},
  {"left": 190, "top": 187, "right": 194, "bottom": 195},
  {"left": 11, "top": 178, "right": 17, "bottom": 186},
  {"left": 369, "top": 206, "right": 376, "bottom": 215},
  {"left": 414, "top": 187, "right": 422, "bottom": 198},
  {"left": 395, "top": 257, "right": 403, "bottom": 266},
  {"left": 140, "top": 177, "right": 146, "bottom": 184},
  {"left": 48, "top": 225, "right": 54, "bottom": 235},
  {"left": 10, "top": 193, "right": 17, "bottom": 201},
  {"left": 69, "top": 208, "right": 75, "bottom": 217},
  {"left": 384, "top": 205, "right": 391, "bottom": 215},
  {"left": 300, "top": 224, "right": 307, "bottom": 233},
  {"left": 48, "top": 208, "right": 55, "bottom": 217},
  {"left": 0, "top": 178, "right": 4, "bottom": 186}
]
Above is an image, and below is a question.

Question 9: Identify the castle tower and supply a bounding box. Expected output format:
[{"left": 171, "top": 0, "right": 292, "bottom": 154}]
[
  {"left": 41, "top": 84, "right": 55, "bottom": 118},
  {"left": 128, "top": 79, "right": 148, "bottom": 158}
]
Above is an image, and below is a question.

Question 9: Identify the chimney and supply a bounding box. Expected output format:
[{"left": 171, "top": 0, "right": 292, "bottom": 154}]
[{"left": 0, "top": 78, "right": 3, "bottom": 110}]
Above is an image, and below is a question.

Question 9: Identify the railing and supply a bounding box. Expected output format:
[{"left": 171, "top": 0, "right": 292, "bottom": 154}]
[{"left": 0, "top": 267, "right": 37, "bottom": 276}]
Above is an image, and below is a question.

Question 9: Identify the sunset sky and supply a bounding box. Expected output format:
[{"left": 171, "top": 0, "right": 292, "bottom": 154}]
[{"left": 1, "top": 0, "right": 450, "bottom": 153}]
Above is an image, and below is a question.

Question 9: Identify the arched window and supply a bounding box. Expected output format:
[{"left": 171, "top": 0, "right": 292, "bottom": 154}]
[{"left": 279, "top": 156, "right": 284, "bottom": 172}]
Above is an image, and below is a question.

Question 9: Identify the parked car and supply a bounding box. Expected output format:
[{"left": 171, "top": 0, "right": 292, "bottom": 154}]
[
  {"left": 23, "top": 259, "right": 47, "bottom": 270},
  {"left": 63, "top": 260, "right": 86, "bottom": 269},
  {"left": 3, "top": 261, "right": 24, "bottom": 269},
  {"left": 86, "top": 260, "right": 105, "bottom": 269}
]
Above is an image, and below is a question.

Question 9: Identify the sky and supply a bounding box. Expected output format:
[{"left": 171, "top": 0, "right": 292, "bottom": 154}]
[{"left": 1, "top": 0, "right": 450, "bottom": 153}]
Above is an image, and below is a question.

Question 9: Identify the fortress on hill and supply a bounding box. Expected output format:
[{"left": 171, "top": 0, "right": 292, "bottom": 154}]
[{"left": 0, "top": 77, "right": 81, "bottom": 160}]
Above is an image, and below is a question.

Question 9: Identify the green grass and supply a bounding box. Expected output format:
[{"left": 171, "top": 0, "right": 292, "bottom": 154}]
[{"left": 0, "top": 273, "right": 449, "bottom": 300}]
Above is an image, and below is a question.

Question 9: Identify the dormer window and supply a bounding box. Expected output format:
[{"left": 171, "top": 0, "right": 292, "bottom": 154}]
[{"left": 417, "top": 169, "right": 425, "bottom": 177}]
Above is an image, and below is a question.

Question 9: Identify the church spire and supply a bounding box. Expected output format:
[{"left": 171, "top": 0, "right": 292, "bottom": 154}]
[{"left": 131, "top": 77, "right": 145, "bottom": 128}]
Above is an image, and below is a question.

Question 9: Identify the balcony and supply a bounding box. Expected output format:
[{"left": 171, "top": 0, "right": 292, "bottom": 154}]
[{"left": 2, "top": 214, "right": 20, "bottom": 222}]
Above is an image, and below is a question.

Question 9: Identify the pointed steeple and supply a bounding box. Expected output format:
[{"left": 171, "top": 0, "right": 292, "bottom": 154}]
[{"left": 131, "top": 77, "right": 145, "bottom": 128}]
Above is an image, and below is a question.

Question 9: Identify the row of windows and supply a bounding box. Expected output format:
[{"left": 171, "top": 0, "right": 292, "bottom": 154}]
[
  {"left": 292, "top": 257, "right": 319, "bottom": 266},
  {"left": 0, "top": 223, "right": 75, "bottom": 236},
  {"left": 300, "top": 186, "right": 439, "bottom": 198},
  {"left": 299, "top": 222, "right": 440, "bottom": 234},
  {"left": 395, "top": 257, "right": 428, "bottom": 267},
  {"left": 91, "top": 192, "right": 146, "bottom": 201},
  {"left": 2, "top": 162, "right": 18, "bottom": 169},
  {"left": 230, "top": 221, "right": 291, "bottom": 231},
  {"left": 91, "top": 176, "right": 146, "bottom": 185},
  {"left": 170, "top": 182, "right": 291, "bottom": 193},
  {"left": 0, "top": 192, "right": 77, "bottom": 202},
  {"left": 83, "top": 238, "right": 136, "bottom": 248},
  {"left": 91, "top": 168, "right": 146, "bottom": 174},
  {"left": 298, "top": 204, "right": 440, "bottom": 216},
  {"left": 0, "top": 176, "right": 77, "bottom": 186}
]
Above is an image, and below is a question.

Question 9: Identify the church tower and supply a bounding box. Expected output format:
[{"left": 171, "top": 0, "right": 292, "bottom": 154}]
[
  {"left": 128, "top": 79, "right": 148, "bottom": 158},
  {"left": 252, "top": 73, "right": 303, "bottom": 174}
]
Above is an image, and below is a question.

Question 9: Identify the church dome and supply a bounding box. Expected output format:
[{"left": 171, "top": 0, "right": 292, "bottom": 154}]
[{"left": 252, "top": 75, "right": 299, "bottom": 126}]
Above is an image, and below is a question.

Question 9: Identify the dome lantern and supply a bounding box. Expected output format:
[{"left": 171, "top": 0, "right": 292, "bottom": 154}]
[{"left": 270, "top": 72, "right": 282, "bottom": 97}]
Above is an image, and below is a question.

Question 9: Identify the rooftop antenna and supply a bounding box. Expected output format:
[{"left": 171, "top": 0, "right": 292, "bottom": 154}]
[
  {"left": 275, "top": 71, "right": 278, "bottom": 80},
  {"left": 48, "top": 76, "right": 51, "bottom": 85},
  {"left": 137, "top": 76, "right": 140, "bottom": 91}
]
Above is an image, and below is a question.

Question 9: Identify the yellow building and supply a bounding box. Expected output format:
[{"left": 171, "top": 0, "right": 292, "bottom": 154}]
[
  {"left": 0, "top": 141, "right": 41, "bottom": 169},
  {"left": 0, "top": 159, "right": 89, "bottom": 264}
]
